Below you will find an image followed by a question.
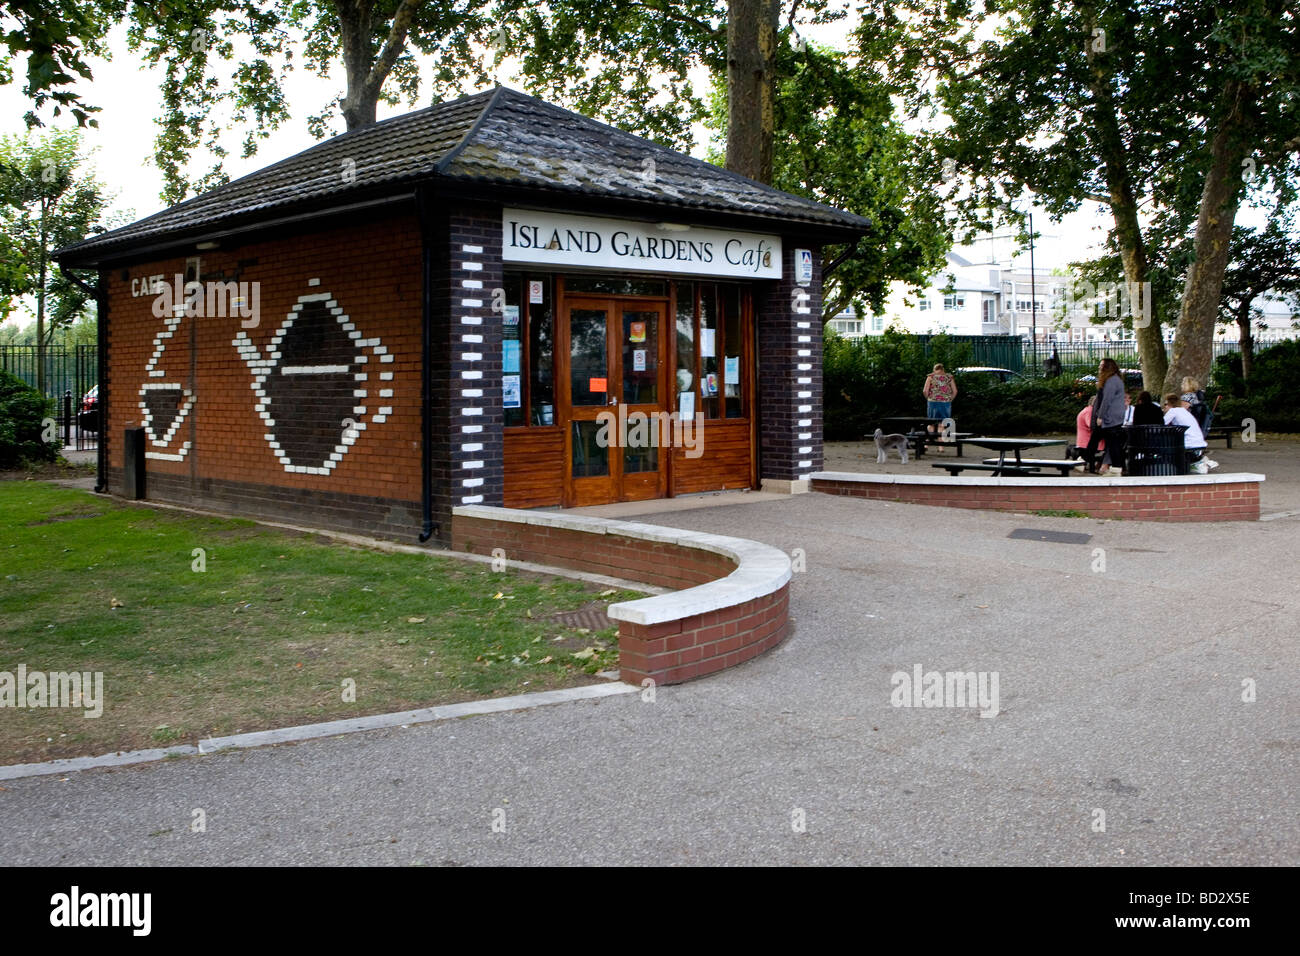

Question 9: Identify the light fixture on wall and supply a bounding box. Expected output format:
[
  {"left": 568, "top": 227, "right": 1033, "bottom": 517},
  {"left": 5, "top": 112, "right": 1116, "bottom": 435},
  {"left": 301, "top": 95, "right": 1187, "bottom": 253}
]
[
  {"left": 195, "top": 241, "right": 219, "bottom": 250},
  {"left": 654, "top": 222, "right": 691, "bottom": 232}
]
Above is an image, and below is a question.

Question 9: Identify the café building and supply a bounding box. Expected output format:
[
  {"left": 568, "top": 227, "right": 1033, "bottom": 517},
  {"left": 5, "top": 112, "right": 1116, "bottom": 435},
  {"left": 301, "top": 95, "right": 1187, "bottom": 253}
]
[{"left": 56, "top": 87, "right": 870, "bottom": 543}]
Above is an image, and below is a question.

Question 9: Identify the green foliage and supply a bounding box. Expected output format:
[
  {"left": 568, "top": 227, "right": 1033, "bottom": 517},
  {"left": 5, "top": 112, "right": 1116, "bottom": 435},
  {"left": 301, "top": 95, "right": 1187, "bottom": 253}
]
[
  {"left": 823, "top": 329, "right": 971, "bottom": 440},
  {"left": 0, "top": 369, "right": 58, "bottom": 467},
  {"left": 823, "top": 331, "right": 1102, "bottom": 440},
  {"left": 0, "top": 0, "right": 117, "bottom": 127},
  {"left": 0, "top": 129, "right": 112, "bottom": 334},
  {"left": 1212, "top": 340, "right": 1300, "bottom": 432}
]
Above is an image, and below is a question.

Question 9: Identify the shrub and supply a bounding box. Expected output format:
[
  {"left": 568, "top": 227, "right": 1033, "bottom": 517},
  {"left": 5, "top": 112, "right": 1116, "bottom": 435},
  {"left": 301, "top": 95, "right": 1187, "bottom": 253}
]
[
  {"left": 1210, "top": 341, "right": 1300, "bottom": 432},
  {"left": 0, "top": 369, "right": 59, "bottom": 468},
  {"left": 824, "top": 332, "right": 1096, "bottom": 439}
]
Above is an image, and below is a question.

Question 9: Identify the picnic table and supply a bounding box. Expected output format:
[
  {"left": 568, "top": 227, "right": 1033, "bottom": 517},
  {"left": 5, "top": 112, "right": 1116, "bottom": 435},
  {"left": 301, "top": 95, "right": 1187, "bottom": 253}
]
[
  {"left": 877, "top": 417, "right": 969, "bottom": 457},
  {"left": 931, "top": 437, "right": 1067, "bottom": 476},
  {"left": 1204, "top": 423, "right": 1239, "bottom": 448}
]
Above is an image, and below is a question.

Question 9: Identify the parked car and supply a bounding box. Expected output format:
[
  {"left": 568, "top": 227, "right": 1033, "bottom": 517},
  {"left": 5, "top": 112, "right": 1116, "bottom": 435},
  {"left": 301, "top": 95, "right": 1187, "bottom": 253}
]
[
  {"left": 1077, "top": 368, "right": 1144, "bottom": 389},
  {"left": 955, "top": 366, "right": 1028, "bottom": 384},
  {"left": 77, "top": 385, "right": 99, "bottom": 432}
]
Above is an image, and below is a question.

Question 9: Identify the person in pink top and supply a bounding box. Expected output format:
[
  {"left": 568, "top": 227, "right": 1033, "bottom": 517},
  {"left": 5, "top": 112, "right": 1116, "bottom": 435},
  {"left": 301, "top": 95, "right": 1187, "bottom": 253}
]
[{"left": 1069, "top": 397, "right": 1104, "bottom": 466}]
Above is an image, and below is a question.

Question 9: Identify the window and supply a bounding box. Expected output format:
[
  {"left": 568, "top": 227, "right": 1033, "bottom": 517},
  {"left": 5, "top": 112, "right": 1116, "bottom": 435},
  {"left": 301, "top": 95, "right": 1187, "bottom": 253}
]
[
  {"left": 918, "top": 298, "right": 932, "bottom": 311},
  {"left": 943, "top": 294, "right": 965, "bottom": 311},
  {"left": 502, "top": 274, "right": 555, "bottom": 427},
  {"left": 983, "top": 300, "right": 997, "bottom": 324},
  {"left": 680, "top": 282, "right": 748, "bottom": 421},
  {"left": 870, "top": 315, "right": 884, "bottom": 332}
]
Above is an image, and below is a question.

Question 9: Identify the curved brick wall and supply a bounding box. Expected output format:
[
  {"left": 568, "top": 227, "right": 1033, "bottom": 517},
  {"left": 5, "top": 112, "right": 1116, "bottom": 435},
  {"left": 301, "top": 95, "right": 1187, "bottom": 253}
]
[
  {"left": 451, "top": 506, "right": 791, "bottom": 685},
  {"left": 811, "top": 471, "right": 1265, "bottom": 522}
]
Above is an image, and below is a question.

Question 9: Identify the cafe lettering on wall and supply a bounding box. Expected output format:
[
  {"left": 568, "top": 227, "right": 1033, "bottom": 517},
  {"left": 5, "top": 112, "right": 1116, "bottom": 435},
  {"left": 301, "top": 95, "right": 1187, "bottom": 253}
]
[{"left": 502, "top": 208, "right": 782, "bottom": 280}]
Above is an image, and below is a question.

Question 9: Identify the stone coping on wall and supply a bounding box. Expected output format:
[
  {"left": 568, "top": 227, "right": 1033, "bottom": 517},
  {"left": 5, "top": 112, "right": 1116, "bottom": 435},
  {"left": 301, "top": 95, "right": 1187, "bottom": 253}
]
[
  {"left": 451, "top": 505, "right": 792, "bottom": 626},
  {"left": 812, "top": 470, "right": 1266, "bottom": 489},
  {"left": 811, "top": 470, "right": 1265, "bottom": 522}
]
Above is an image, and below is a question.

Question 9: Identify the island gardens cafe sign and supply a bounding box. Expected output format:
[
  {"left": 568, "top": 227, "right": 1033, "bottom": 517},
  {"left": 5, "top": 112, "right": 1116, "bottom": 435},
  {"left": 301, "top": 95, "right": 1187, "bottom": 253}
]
[{"left": 502, "top": 208, "right": 783, "bottom": 280}]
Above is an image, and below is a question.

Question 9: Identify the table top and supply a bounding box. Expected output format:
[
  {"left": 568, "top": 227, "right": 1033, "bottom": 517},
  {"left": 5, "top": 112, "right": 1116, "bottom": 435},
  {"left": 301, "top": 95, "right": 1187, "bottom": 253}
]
[
  {"left": 965, "top": 437, "right": 1067, "bottom": 451},
  {"left": 880, "top": 416, "right": 945, "bottom": 428}
]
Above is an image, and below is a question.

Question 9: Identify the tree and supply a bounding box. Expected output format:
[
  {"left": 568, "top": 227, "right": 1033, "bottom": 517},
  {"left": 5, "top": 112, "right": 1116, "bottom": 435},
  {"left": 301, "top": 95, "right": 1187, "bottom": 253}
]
[
  {"left": 0, "top": 130, "right": 112, "bottom": 392},
  {"left": 1218, "top": 214, "right": 1300, "bottom": 383},
  {"left": 0, "top": 0, "right": 115, "bottom": 127},
  {"left": 725, "top": 0, "right": 779, "bottom": 182},
  {"left": 877, "top": 0, "right": 1300, "bottom": 395}
]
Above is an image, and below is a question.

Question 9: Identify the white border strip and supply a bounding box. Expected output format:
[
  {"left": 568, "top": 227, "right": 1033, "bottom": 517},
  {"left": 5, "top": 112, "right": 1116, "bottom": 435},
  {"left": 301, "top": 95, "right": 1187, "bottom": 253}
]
[
  {"left": 0, "top": 683, "right": 638, "bottom": 781},
  {"left": 811, "top": 470, "right": 1266, "bottom": 488},
  {"left": 453, "top": 505, "right": 792, "bottom": 627}
]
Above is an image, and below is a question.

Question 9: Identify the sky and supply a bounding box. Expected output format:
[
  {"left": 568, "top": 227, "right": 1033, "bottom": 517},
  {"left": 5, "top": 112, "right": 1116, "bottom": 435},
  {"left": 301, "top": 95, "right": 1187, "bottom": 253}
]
[{"left": 1, "top": 11, "right": 1112, "bottom": 325}]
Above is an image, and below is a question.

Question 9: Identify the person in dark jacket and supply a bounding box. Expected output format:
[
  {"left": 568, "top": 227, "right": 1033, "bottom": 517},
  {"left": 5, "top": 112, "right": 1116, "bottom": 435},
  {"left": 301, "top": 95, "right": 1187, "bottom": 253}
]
[
  {"left": 1086, "top": 358, "right": 1127, "bottom": 474},
  {"left": 1131, "top": 390, "right": 1164, "bottom": 425}
]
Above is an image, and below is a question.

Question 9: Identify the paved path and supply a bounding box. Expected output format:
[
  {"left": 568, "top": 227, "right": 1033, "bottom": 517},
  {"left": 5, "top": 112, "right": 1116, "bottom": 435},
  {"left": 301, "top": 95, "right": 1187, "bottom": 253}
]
[{"left": 2, "top": 493, "right": 1296, "bottom": 865}]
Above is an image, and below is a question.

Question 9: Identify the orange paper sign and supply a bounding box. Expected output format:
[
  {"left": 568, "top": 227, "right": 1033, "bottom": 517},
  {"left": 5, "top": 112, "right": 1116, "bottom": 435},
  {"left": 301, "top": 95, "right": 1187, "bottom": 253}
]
[
  {"left": 629, "top": 321, "right": 646, "bottom": 343},
  {"left": 589, "top": 377, "right": 608, "bottom": 392}
]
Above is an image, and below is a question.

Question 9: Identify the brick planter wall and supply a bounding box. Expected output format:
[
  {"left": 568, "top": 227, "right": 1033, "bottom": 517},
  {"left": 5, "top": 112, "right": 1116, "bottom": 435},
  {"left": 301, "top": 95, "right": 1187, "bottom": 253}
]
[
  {"left": 451, "top": 506, "right": 792, "bottom": 685},
  {"left": 812, "top": 471, "right": 1265, "bottom": 522}
]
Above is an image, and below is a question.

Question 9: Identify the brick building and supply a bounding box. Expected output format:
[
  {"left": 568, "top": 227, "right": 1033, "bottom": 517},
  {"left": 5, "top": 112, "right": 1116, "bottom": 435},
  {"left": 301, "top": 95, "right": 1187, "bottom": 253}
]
[{"left": 56, "top": 87, "right": 870, "bottom": 543}]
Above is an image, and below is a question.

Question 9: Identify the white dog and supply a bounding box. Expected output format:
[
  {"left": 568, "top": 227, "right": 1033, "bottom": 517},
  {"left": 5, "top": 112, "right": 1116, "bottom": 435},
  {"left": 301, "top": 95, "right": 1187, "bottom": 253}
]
[{"left": 873, "top": 428, "right": 910, "bottom": 464}]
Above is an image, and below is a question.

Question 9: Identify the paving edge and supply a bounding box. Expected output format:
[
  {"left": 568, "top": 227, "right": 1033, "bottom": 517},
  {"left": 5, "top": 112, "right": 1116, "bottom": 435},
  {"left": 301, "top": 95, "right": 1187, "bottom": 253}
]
[{"left": 0, "top": 681, "right": 639, "bottom": 782}]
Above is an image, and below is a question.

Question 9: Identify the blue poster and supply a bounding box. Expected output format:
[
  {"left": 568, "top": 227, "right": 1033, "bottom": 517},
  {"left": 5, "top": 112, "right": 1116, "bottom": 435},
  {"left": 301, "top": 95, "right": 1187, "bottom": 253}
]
[{"left": 503, "top": 340, "right": 521, "bottom": 373}]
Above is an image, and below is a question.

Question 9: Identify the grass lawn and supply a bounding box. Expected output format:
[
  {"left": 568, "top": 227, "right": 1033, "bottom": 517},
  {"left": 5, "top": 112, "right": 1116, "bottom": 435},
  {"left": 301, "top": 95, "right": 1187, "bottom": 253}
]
[{"left": 0, "top": 482, "right": 639, "bottom": 765}]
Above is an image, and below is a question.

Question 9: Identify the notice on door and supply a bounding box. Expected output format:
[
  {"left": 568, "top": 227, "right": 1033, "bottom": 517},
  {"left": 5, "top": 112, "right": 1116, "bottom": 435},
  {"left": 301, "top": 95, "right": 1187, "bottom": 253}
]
[
  {"left": 629, "top": 321, "right": 646, "bottom": 343},
  {"left": 589, "top": 377, "right": 607, "bottom": 393},
  {"left": 632, "top": 349, "right": 647, "bottom": 372}
]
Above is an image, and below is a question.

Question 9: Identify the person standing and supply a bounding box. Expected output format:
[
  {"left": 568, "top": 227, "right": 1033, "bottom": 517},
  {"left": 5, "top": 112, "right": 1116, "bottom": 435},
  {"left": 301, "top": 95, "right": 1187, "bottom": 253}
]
[
  {"left": 1086, "top": 358, "right": 1126, "bottom": 475},
  {"left": 922, "top": 363, "right": 957, "bottom": 433}
]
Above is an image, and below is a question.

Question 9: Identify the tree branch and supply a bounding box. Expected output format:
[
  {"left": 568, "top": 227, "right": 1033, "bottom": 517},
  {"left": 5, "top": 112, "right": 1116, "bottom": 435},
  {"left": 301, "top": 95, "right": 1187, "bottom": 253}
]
[{"left": 364, "top": 0, "right": 424, "bottom": 98}]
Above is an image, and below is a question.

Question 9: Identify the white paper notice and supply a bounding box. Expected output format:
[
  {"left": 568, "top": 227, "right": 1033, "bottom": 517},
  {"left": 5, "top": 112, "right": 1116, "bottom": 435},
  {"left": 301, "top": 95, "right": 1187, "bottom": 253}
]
[
  {"left": 724, "top": 355, "right": 739, "bottom": 384},
  {"left": 632, "top": 349, "right": 647, "bottom": 372},
  {"left": 700, "top": 327, "right": 715, "bottom": 356},
  {"left": 679, "top": 390, "right": 695, "bottom": 418}
]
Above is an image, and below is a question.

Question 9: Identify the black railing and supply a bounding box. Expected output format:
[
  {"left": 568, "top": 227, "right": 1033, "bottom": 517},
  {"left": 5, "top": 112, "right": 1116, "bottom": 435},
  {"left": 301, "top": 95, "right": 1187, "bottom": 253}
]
[{"left": 1, "top": 345, "right": 100, "bottom": 450}]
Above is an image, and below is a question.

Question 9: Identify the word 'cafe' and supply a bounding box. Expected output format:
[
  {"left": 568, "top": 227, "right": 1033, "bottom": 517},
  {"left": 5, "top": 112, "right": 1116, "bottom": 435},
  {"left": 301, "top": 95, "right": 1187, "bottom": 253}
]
[{"left": 55, "top": 87, "right": 870, "bottom": 542}]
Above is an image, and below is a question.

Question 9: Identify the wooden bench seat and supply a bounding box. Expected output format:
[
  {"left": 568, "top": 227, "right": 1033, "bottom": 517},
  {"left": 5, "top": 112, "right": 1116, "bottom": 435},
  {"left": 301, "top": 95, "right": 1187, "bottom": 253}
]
[
  {"left": 931, "top": 462, "right": 1044, "bottom": 477},
  {"left": 1204, "top": 425, "right": 1238, "bottom": 449},
  {"left": 982, "top": 457, "right": 1086, "bottom": 476}
]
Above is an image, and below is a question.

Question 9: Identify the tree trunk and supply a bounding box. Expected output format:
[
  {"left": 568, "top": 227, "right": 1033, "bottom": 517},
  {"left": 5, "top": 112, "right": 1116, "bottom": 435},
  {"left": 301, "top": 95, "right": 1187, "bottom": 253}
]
[
  {"left": 1164, "top": 82, "right": 1253, "bottom": 395},
  {"left": 335, "top": 0, "right": 421, "bottom": 131},
  {"left": 1082, "top": 8, "right": 1166, "bottom": 391},
  {"left": 36, "top": 196, "right": 48, "bottom": 395},
  {"left": 1236, "top": 298, "right": 1255, "bottom": 385},
  {"left": 725, "top": 0, "right": 779, "bottom": 184}
]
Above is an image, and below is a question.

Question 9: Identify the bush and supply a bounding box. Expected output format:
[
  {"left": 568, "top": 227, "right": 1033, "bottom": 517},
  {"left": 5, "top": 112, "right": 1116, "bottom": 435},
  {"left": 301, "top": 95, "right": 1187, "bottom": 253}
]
[
  {"left": 0, "top": 369, "right": 59, "bottom": 468},
  {"left": 824, "top": 330, "right": 973, "bottom": 440},
  {"left": 824, "top": 331, "right": 1098, "bottom": 439},
  {"left": 1210, "top": 340, "right": 1300, "bottom": 432}
]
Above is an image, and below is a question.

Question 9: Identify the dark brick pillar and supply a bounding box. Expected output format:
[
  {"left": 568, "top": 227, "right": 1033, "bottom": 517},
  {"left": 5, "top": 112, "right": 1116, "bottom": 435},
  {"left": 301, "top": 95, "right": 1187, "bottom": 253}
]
[
  {"left": 428, "top": 201, "right": 505, "bottom": 540},
  {"left": 756, "top": 242, "right": 823, "bottom": 488}
]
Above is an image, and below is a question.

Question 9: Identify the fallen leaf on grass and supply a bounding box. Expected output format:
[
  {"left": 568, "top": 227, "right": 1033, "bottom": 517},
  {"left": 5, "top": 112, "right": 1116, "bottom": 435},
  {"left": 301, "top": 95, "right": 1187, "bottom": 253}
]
[
  {"left": 573, "top": 648, "right": 597, "bottom": 660},
  {"left": 599, "top": 589, "right": 617, "bottom": 597},
  {"left": 110, "top": 597, "right": 124, "bottom": 608},
  {"left": 406, "top": 617, "right": 426, "bottom": 624},
  {"left": 535, "top": 655, "right": 553, "bottom": 665}
]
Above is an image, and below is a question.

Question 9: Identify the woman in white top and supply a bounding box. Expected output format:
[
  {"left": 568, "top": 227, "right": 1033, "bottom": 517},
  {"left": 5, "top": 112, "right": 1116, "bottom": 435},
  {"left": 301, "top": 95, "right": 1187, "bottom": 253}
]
[{"left": 1164, "top": 393, "right": 1207, "bottom": 470}]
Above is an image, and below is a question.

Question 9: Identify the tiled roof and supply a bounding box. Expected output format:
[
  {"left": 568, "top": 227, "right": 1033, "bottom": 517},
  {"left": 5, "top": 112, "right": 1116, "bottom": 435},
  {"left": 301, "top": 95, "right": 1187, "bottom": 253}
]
[{"left": 57, "top": 87, "right": 870, "bottom": 264}]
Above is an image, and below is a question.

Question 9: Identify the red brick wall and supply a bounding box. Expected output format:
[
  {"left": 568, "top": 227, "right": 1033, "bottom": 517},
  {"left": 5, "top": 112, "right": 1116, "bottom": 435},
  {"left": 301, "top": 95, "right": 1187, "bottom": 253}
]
[
  {"left": 812, "top": 477, "right": 1261, "bottom": 521},
  {"left": 102, "top": 209, "right": 425, "bottom": 532},
  {"left": 451, "top": 513, "right": 790, "bottom": 685}
]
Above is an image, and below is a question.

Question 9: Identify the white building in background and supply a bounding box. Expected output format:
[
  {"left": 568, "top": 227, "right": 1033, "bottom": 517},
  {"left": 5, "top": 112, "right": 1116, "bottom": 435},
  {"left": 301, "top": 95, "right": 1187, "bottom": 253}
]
[{"left": 828, "top": 251, "right": 1133, "bottom": 343}]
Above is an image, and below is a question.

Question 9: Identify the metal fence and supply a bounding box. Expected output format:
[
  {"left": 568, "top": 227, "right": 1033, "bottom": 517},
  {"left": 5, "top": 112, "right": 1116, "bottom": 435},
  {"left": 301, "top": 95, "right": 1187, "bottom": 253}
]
[
  {"left": 1021, "top": 338, "right": 1290, "bottom": 384},
  {"left": 0, "top": 345, "right": 100, "bottom": 450}
]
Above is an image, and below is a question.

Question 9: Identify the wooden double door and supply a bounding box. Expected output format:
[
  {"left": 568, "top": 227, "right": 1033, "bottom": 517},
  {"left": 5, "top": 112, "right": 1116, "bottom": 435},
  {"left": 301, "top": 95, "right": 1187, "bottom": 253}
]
[{"left": 560, "top": 296, "right": 670, "bottom": 507}]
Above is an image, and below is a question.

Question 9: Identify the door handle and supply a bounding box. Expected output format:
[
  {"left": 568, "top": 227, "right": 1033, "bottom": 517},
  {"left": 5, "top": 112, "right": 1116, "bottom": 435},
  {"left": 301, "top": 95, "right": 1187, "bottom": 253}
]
[{"left": 608, "top": 397, "right": 618, "bottom": 406}]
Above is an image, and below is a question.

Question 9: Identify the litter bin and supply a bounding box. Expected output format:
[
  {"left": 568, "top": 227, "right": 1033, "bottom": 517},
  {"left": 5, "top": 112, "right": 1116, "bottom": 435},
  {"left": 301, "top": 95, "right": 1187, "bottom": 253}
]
[{"left": 1124, "top": 424, "right": 1188, "bottom": 476}]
